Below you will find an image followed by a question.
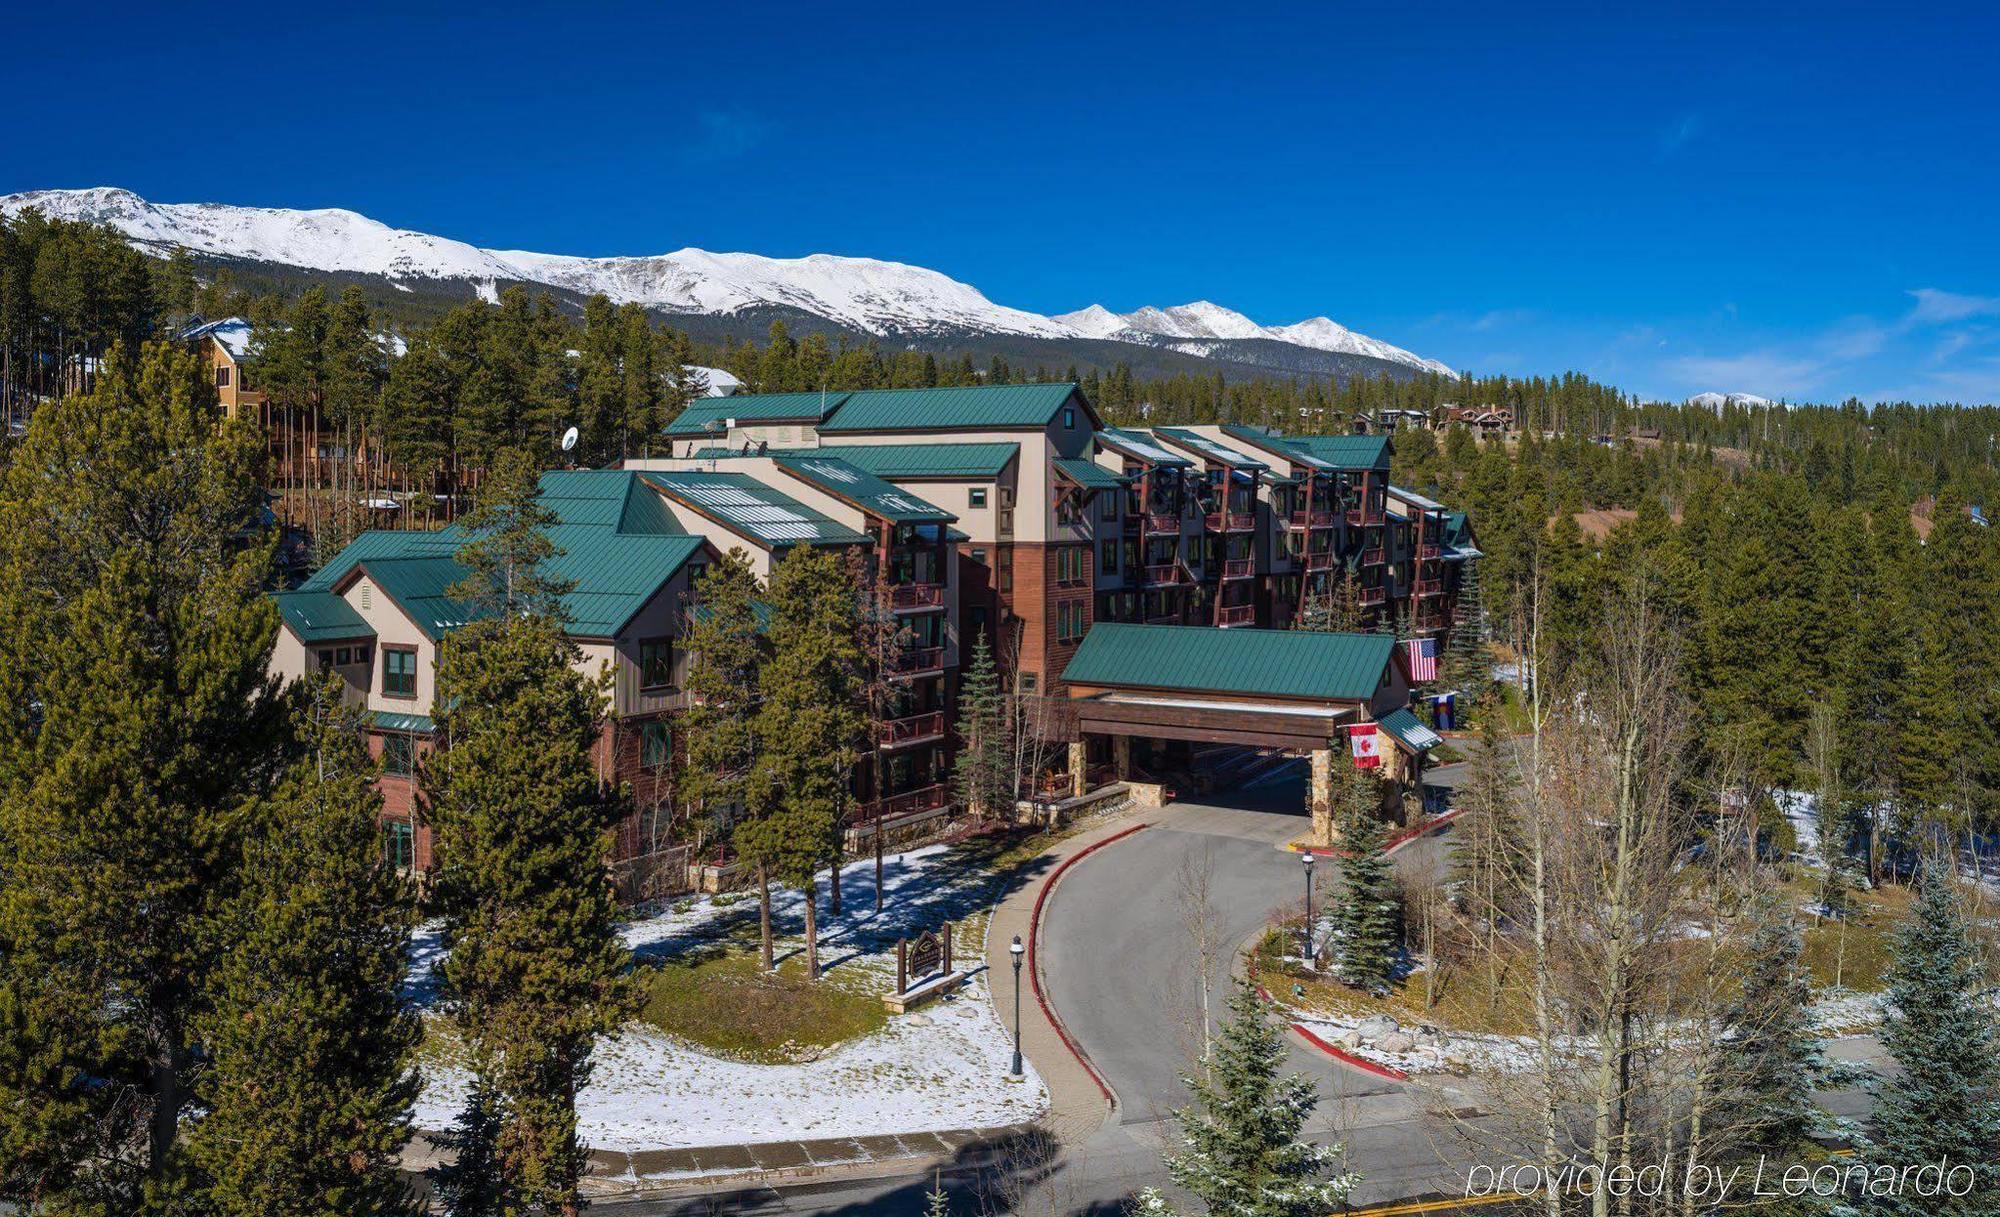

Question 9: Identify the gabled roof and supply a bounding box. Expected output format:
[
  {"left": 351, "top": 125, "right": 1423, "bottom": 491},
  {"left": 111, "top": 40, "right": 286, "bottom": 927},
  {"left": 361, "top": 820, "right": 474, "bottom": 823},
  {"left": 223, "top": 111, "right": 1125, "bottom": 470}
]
[
  {"left": 1284, "top": 433, "right": 1393, "bottom": 472},
  {"left": 1053, "top": 458, "right": 1129, "bottom": 491},
  {"left": 180, "top": 316, "right": 256, "bottom": 361},
  {"left": 1219, "top": 424, "right": 1337, "bottom": 472},
  {"left": 772, "top": 454, "right": 956, "bottom": 524},
  {"left": 1377, "top": 707, "right": 1442, "bottom": 753},
  {"left": 1098, "top": 428, "right": 1192, "bottom": 468},
  {"left": 665, "top": 390, "right": 847, "bottom": 437},
  {"left": 642, "top": 471, "right": 872, "bottom": 548},
  {"left": 298, "top": 471, "right": 712, "bottom": 640},
  {"left": 1063, "top": 624, "right": 1396, "bottom": 703},
  {"left": 1389, "top": 484, "right": 1447, "bottom": 513},
  {"left": 273, "top": 590, "right": 374, "bottom": 642},
  {"left": 1154, "top": 427, "right": 1269, "bottom": 471},
  {"left": 817, "top": 383, "right": 1091, "bottom": 433},
  {"left": 689, "top": 442, "right": 1019, "bottom": 479}
]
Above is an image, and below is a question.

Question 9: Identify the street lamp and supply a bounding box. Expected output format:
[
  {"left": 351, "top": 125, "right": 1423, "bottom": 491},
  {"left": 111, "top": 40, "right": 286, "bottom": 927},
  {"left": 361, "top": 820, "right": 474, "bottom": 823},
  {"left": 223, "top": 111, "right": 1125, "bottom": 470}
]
[
  {"left": 1008, "top": 935, "right": 1026, "bottom": 1079},
  {"left": 1301, "top": 851, "right": 1316, "bottom": 970}
]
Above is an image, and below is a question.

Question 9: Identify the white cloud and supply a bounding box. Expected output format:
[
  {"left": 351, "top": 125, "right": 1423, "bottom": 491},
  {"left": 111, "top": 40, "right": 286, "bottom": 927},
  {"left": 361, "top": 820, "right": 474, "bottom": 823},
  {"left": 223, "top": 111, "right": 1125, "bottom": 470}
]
[{"left": 1907, "top": 288, "right": 2000, "bottom": 325}]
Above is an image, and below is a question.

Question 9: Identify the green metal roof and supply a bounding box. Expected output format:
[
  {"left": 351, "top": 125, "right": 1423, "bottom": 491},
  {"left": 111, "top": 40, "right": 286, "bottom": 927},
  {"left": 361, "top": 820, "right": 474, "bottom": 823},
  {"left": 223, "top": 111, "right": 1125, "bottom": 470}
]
[
  {"left": 1219, "top": 424, "right": 1337, "bottom": 471},
  {"left": 772, "top": 454, "right": 956, "bottom": 524},
  {"left": 665, "top": 390, "right": 847, "bottom": 437},
  {"left": 1062, "top": 624, "right": 1397, "bottom": 702},
  {"left": 817, "top": 383, "right": 1087, "bottom": 433},
  {"left": 1377, "top": 707, "right": 1442, "bottom": 753},
  {"left": 1154, "top": 427, "right": 1269, "bottom": 470},
  {"left": 1098, "top": 428, "right": 1192, "bottom": 467},
  {"left": 642, "top": 471, "right": 871, "bottom": 547},
  {"left": 370, "top": 709, "right": 436, "bottom": 735},
  {"left": 298, "top": 472, "right": 711, "bottom": 640},
  {"left": 273, "top": 590, "right": 375, "bottom": 642},
  {"left": 1389, "top": 484, "right": 1448, "bottom": 512},
  {"left": 1053, "top": 458, "right": 1129, "bottom": 490},
  {"left": 688, "top": 442, "right": 1019, "bottom": 479},
  {"left": 1284, "top": 433, "right": 1392, "bottom": 471}
]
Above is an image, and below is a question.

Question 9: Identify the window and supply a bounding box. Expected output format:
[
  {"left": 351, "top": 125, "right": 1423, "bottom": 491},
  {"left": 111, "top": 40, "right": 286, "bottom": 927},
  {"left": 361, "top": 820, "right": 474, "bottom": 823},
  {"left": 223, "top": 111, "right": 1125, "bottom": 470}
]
[
  {"left": 639, "top": 638, "right": 673, "bottom": 690},
  {"left": 335, "top": 646, "right": 352, "bottom": 666},
  {"left": 382, "top": 820, "right": 414, "bottom": 870},
  {"left": 1101, "top": 539, "right": 1118, "bottom": 573},
  {"left": 1063, "top": 407, "right": 1076, "bottom": 429},
  {"left": 998, "top": 549, "right": 1012, "bottom": 593},
  {"left": 381, "top": 733, "right": 416, "bottom": 777},
  {"left": 1100, "top": 493, "right": 1118, "bottom": 521},
  {"left": 318, "top": 649, "right": 335, "bottom": 670},
  {"left": 969, "top": 488, "right": 988, "bottom": 509},
  {"left": 215, "top": 365, "right": 231, "bottom": 388},
  {"left": 1021, "top": 673, "right": 1038, "bottom": 692},
  {"left": 641, "top": 721, "right": 672, "bottom": 772},
  {"left": 970, "top": 547, "right": 987, "bottom": 566},
  {"left": 382, "top": 648, "right": 417, "bottom": 699}
]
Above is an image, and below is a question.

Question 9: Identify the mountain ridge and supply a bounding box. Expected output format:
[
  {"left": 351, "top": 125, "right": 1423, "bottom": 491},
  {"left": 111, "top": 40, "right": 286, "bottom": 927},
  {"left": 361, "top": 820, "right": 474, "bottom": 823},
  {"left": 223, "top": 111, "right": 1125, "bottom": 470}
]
[{"left": 1, "top": 186, "right": 1458, "bottom": 380}]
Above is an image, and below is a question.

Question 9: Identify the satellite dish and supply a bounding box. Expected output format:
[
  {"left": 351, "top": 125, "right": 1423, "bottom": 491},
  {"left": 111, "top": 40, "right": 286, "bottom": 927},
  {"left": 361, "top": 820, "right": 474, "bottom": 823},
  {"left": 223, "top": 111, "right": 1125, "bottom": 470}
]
[{"left": 560, "top": 426, "right": 579, "bottom": 452}]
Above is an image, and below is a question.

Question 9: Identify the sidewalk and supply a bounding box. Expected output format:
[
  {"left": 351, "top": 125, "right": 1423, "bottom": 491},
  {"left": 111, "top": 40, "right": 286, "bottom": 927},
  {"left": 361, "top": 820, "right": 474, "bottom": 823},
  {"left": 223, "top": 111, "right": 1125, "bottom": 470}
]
[{"left": 983, "top": 807, "right": 1153, "bottom": 1144}]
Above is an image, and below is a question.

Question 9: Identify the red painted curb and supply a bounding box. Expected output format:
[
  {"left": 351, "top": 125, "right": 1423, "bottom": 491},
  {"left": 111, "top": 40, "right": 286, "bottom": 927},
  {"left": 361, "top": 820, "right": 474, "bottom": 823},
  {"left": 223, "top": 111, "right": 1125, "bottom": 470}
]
[
  {"left": 1025, "top": 822, "right": 1150, "bottom": 1105},
  {"left": 1385, "top": 807, "right": 1463, "bottom": 855},
  {"left": 1289, "top": 1021, "right": 1411, "bottom": 1081}
]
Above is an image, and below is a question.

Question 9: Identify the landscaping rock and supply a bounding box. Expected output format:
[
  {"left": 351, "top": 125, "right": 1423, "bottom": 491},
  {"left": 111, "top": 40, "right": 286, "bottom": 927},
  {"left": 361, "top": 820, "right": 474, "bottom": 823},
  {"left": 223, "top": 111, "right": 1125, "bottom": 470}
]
[
  {"left": 1339, "top": 1030, "right": 1363, "bottom": 1049},
  {"left": 1377, "top": 1032, "right": 1417, "bottom": 1054},
  {"left": 1356, "top": 1014, "right": 1399, "bottom": 1040}
]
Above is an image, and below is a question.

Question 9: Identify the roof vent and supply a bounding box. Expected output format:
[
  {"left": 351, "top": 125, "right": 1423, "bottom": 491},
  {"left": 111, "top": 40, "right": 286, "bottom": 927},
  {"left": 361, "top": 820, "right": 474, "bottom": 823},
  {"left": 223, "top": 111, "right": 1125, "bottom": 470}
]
[{"left": 359, "top": 582, "right": 372, "bottom": 611}]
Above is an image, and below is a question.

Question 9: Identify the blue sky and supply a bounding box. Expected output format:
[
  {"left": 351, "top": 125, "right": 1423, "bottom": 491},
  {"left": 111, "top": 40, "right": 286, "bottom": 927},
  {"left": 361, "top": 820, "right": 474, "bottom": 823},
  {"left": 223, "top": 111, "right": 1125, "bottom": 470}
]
[{"left": 9, "top": 1, "right": 1998, "bottom": 402}]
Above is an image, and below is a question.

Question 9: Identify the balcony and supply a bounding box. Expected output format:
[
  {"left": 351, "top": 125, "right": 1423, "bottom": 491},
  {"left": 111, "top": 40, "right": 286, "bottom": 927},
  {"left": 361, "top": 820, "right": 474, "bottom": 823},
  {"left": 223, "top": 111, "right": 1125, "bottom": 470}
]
[
  {"left": 1142, "top": 512, "right": 1181, "bottom": 534},
  {"left": 1303, "top": 551, "right": 1335, "bottom": 571},
  {"left": 1359, "top": 586, "right": 1387, "bottom": 607},
  {"left": 888, "top": 646, "right": 945, "bottom": 678},
  {"left": 1220, "top": 557, "right": 1255, "bottom": 580},
  {"left": 1415, "top": 609, "right": 1450, "bottom": 630},
  {"left": 1205, "top": 510, "right": 1256, "bottom": 532},
  {"left": 1417, "top": 544, "right": 1442, "bottom": 561},
  {"left": 1144, "top": 563, "right": 1189, "bottom": 586},
  {"left": 1346, "top": 508, "right": 1385, "bottom": 527},
  {"left": 1215, "top": 603, "right": 1255, "bottom": 627},
  {"left": 855, "top": 782, "right": 950, "bottom": 824},
  {"left": 887, "top": 582, "right": 945, "bottom": 612},
  {"left": 1361, "top": 547, "right": 1386, "bottom": 567},
  {"left": 876, "top": 710, "right": 946, "bottom": 749},
  {"left": 1413, "top": 578, "right": 1445, "bottom": 599},
  {"left": 1145, "top": 614, "right": 1182, "bottom": 625},
  {"left": 1291, "top": 508, "right": 1338, "bottom": 529}
]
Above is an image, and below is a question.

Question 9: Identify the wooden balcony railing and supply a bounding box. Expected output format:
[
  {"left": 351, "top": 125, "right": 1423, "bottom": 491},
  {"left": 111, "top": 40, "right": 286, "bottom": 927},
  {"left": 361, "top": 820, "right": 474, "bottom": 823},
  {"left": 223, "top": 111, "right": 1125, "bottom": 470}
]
[
  {"left": 1413, "top": 578, "right": 1445, "bottom": 599},
  {"left": 1417, "top": 543, "right": 1442, "bottom": 561},
  {"left": 888, "top": 646, "right": 945, "bottom": 676},
  {"left": 1347, "top": 508, "right": 1385, "bottom": 527},
  {"left": 877, "top": 711, "right": 946, "bottom": 748},
  {"left": 855, "top": 782, "right": 950, "bottom": 823},
  {"left": 1303, "top": 551, "right": 1335, "bottom": 571},
  {"left": 1144, "top": 563, "right": 1188, "bottom": 585},
  {"left": 1359, "top": 586, "right": 1388, "bottom": 606},
  {"left": 1310, "top": 509, "right": 1338, "bottom": 528},
  {"left": 1215, "top": 603, "right": 1255, "bottom": 627},
  {"left": 1143, "top": 512, "right": 1180, "bottom": 534},
  {"left": 1145, "top": 613, "right": 1181, "bottom": 626},
  {"left": 1221, "top": 558, "right": 1255, "bottom": 580},
  {"left": 887, "top": 582, "right": 945, "bottom": 611},
  {"left": 1361, "top": 547, "right": 1386, "bottom": 566},
  {"left": 1205, "top": 511, "right": 1256, "bottom": 532}
]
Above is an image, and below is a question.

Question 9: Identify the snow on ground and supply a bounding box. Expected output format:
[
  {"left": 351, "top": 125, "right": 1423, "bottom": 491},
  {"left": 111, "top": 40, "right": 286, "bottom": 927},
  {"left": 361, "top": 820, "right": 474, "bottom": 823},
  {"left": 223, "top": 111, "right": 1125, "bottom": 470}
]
[{"left": 406, "top": 843, "right": 1049, "bottom": 1152}]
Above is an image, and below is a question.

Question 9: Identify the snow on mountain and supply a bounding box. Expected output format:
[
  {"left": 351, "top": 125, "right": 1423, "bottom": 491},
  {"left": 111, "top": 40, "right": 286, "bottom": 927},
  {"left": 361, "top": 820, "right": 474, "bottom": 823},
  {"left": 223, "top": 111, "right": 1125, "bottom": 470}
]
[
  {"left": 1687, "top": 391, "right": 1777, "bottom": 409},
  {"left": 3, "top": 187, "right": 1455, "bottom": 377}
]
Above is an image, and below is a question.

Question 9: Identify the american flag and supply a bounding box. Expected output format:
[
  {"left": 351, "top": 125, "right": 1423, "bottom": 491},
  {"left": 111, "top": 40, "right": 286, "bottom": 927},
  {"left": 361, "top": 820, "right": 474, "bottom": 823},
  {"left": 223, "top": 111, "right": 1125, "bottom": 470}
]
[{"left": 1405, "top": 637, "right": 1438, "bottom": 682}]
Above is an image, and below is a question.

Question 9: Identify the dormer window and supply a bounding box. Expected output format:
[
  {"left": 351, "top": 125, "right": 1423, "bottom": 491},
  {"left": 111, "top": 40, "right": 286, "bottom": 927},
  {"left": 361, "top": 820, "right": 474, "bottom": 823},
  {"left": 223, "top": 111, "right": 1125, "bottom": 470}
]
[{"left": 1063, "top": 407, "right": 1076, "bottom": 429}]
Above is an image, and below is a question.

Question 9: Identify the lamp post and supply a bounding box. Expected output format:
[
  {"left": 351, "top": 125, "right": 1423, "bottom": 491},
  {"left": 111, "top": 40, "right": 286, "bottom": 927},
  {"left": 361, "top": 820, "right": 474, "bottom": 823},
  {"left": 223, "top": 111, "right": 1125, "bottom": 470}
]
[
  {"left": 1301, "top": 851, "right": 1316, "bottom": 970},
  {"left": 1008, "top": 935, "right": 1027, "bottom": 1079}
]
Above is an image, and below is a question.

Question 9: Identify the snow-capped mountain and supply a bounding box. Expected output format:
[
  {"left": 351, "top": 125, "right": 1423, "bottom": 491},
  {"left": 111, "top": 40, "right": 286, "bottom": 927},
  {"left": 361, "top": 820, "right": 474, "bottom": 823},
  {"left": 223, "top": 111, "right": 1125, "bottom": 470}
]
[
  {"left": 1052, "top": 301, "right": 1456, "bottom": 377},
  {"left": 2, "top": 187, "right": 1455, "bottom": 378},
  {"left": 1687, "top": 391, "right": 1777, "bottom": 409}
]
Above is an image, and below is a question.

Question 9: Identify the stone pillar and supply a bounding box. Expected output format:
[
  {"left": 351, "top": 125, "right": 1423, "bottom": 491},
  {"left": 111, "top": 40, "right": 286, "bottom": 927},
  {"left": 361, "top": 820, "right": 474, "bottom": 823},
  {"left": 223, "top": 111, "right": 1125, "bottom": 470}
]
[
  {"left": 1309, "top": 747, "right": 1338, "bottom": 848},
  {"left": 1113, "top": 734, "right": 1132, "bottom": 780},
  {"left": 1068, "top": 741, "right": 1088, "bottom": 798}
]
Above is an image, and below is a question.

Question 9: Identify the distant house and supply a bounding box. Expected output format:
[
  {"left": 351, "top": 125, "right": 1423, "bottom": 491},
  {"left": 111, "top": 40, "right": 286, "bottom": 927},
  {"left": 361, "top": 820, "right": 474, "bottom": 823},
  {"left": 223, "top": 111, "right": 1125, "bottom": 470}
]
[
  {"left": 1437, "top": 404, "right": 1513, "bottom": 436},
  {"left": 179, "top": 316, "right": 266, "bottom": 423},
  {"left": 688, "top": 365, "right": 743, "bottom": 397}
]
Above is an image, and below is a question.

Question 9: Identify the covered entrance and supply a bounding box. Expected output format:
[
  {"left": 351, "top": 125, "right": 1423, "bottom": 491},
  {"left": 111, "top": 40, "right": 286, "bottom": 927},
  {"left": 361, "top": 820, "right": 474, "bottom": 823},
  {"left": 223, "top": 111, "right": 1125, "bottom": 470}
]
[{"left": 1058, "top": 623, "right": 1430, "bottom": 846}]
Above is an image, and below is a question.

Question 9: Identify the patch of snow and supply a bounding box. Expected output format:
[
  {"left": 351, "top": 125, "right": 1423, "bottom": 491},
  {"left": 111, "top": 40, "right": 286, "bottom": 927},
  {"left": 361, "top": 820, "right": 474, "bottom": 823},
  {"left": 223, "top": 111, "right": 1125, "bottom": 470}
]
[
  {"left": 1687, "top": 391, "right": 1777, "bottom": 410},
  {"left": 687, "top": 365, "right": 742, "bottom": 397}
]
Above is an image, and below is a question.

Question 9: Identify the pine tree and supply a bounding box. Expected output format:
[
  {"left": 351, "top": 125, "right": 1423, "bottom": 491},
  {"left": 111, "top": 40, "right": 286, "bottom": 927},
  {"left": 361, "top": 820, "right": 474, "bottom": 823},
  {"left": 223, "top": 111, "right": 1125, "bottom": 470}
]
[
  {"left": 739, "top": 545, "right": 863, "bottom": 981},
  {"left": 951, "top": 629, "right": 1010, "bottom": 821},
  {"left": 0, "top": 341, "right": 289, "bottom": 1210},
  {"left": 449, "top": 446, "right": 572, "bottom": 618},
  {"left": 680, "top": 550, "right": 769, "bottom": 961},
  {"left": 1719, "top": 887, "right": 1829, "bottom": 1161},
  {"left": 1332, "top": 766, "right": 1398, "bottom": 990},
  {"left": 188, "top": 677, "right": 422, "bottom": 1217},
  {"left": 1445, "top": 714, "right": 1519, "bottom": 971},
  {"left": 1866, "top": 864, "right": 2000, "bottom": 1215},
  {"left": 1139, "top": 978, "right": 1357, "bottom": 1217}
]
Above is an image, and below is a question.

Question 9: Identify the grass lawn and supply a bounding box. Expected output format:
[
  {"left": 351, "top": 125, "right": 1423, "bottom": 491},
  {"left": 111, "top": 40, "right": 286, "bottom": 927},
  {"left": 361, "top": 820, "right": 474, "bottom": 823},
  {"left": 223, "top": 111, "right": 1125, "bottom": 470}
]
[
  {"left": 638, "top": 951, "right": 889, "bottom": 1064},
  {"left": 1797, "top": 879, "right": 1912, "bottom": 994}
]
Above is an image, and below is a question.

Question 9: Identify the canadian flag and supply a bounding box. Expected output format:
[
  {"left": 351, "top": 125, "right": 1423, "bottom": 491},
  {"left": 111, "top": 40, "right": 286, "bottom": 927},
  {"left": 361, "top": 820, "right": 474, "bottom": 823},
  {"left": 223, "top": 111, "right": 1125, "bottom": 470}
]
[{"left": 1349, "top": 723, "right": 1381, "bottom": 769}]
